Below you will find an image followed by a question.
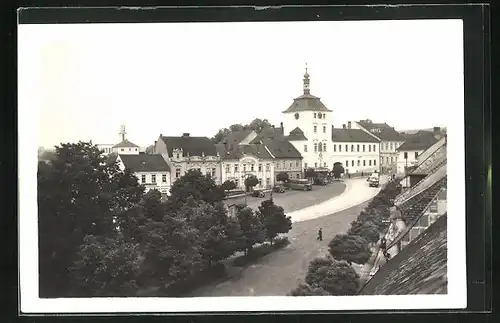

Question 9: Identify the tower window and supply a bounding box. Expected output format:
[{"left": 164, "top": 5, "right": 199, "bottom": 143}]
[
  {"left": 323, "top": 143, "right": 327, "bottom": 151},
  {"left": 314, "top": 113, "right": 317, "bottom": 118},
  {"left": 314, "top": 143, "right": 318, "bottom": 152},
  {"left": 323, "top": 126, "right": 326, "bottom": 133},
  {"left": 314, "top": 126, "right": 317, "bottom": 133},
  {"left": 304, "top": 144, "right": 308, "bottom": 152}
]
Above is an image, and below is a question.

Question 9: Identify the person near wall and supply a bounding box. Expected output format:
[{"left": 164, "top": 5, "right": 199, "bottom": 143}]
[{"left": 317, "top": 228, "right": 323, "bottom": 241}]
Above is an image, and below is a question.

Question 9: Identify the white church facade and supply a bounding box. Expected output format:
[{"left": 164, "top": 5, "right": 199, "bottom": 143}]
[{"left": 281, "top": 65, "right": 381, "bottom": 173}]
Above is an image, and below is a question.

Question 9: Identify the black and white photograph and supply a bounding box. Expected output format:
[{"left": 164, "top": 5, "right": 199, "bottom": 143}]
[{"left": 18, "top": 7, "right": 471, "bottom": 314}]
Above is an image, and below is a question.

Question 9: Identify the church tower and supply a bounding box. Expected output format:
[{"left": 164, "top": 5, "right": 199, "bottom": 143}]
[{"left": 281, "top": 64, "right": 334, "bottom": 170}]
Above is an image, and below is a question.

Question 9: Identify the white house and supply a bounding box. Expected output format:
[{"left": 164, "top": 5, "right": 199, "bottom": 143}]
[
  {"left": 280, "top": 65, "right": 335, "bottom": 170},
  {"left": 116, "top": 154, "right": 172, "bottom": 195},
  {"left": 97, "top": 144, "right": 114, "bottom": 155},
  {"left": 331, "top": 124, "right": 381, "bottom": 175},
  {"left": 112, "top": 140, "right": 140, "bottom": 155},
  {"left": 395, "top": 130, "right": 442, "bottom": 174},
  {"left": 216, "top": 143, "right": 276, "bottom": 190},
  {"left": 353, "top": 120, "right": 406, "bottom": 173}
]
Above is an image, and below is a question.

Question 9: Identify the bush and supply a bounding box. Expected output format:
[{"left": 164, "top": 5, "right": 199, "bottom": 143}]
[
  {"left": 328, "top": 234, "right": 371, "bottom": 265},
  {"left": 305, "top": 257, "right": 359, "bottom": 296},
  {"left": 233, "top": 237, "right": 290, "bottom": 267},
  {"left": 289, "top": 283, "right": 330, "bottom": 296}
]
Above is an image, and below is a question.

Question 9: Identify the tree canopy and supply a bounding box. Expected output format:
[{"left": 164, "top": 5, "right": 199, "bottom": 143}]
[
  {"left": 221, "top": 180, "right": 237, "bottom": 192},
  {"left": 332, "top": 163, "right": 345, "bottom": 178},
  {"left": 304, "top": 257, "right": 360, "bottom": 296},
  {"left": 244, "top": 175, "right": 259, "bottom": 192},
  {"left": 38, "top": 141, "right": 145, "bottom": 297},
  {"left": 328, "top": 234, "right": 372, "bottom": 265},
  {"left": 211, "top": 118, "right": 273, "bottom": 143},
  {"left": 304, "top": 168, "right": 316, "bottom": 179},
  {"left": 276, "top": 172, "right": 289, "bottom": 183},
  {"left": 289, "top": 283, "right": 330, "bottom": 296},
  {"left": 257, "top": 199, "right": 292, "bottom": 244}
]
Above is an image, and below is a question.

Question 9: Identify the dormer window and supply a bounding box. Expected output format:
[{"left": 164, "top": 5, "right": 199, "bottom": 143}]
[
  {"left": 176, "top": 153, "right": 180, "bottom": 159},
  {"left": 314, "top": 113, "right": 317, "bottom": 118}
]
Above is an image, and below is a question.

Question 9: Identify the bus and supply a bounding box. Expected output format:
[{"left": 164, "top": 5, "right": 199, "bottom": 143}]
[{"left": 285, "top": 178, "right": 313, "bottom": 191}]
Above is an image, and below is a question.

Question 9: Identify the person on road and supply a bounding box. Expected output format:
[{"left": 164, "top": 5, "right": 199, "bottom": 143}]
[{"left": 317, "top": 228, "right": 323, "bottom": 241}]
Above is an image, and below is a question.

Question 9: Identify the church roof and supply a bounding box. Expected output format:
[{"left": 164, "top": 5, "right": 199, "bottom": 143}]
[
  {"left": 285, "top": 127, "right": 308, "bottom": 141},
  {"left": 282, "top": 93, "right": 332, "bottom": 113},
  {"left": 112, "top": 139, "right": 139, "bottom": 148},
  {"left": 331, "top": 128, "right": 380, "bottom": 143},
  {"left": 160, "top": 135, "right": 217, "bottom": 157},
  {"left": 119, "top": 154, "right": 170, "bottom": 172},
  {"left": 359, "top": 214, "right": 447, "bottom": 295}
]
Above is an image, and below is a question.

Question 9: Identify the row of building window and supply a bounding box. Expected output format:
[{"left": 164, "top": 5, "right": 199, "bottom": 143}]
[
  {"left": 333, "top": 144, "right": 377, "bottom": 153},
  {"left": 141, "top": 174, "right": 168, "bottom": 184},
  {"left": 313, "top": 125, "right": 327, "bottom": 133},
  {"left": 345, "top": 159, "right": 377, "bottom": 168},
  {"left": 175, "top": 168, "right": 216, "bottom": 178},
  {"left": 120, "top": 148, "right": 138, "bottom": 152},
  {"left": 303, "top": 162, "right": 328, "bottom": 169},
  {"left": 383, "top": 142, "right": 398, "bottom": 151},
  {"left": 303, "top": 143, "right": 378, "bottom": 153},
  {"left": 276, "top": 160, "right": 300, "bottom": 169},
  {"left": 225, "top": 163, "right": 272, "bottom": 174}
]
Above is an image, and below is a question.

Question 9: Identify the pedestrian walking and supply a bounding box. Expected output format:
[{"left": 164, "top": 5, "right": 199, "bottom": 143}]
[
  {"left": 380, "top": 237, "right": 387, "bottom": 252},
  {"left": 317, "top": 228, "right": 323, "bottom": 241}
]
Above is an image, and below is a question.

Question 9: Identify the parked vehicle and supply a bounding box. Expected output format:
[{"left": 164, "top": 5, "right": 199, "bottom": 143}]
[
  {"left": 285, "top": 179, "right": 313, "bottom": 191},
  {"left": 273, "top": 185, "right": 285, "bottom": 193},
  {"left": 368, "top": 175, "right": 379, "bottom": 187},
  {"left": 314, "top": 177, "right": 328, "bottom": 185},
  {"left": 251, "top": 190, "right": 266, "bottom": 198}
]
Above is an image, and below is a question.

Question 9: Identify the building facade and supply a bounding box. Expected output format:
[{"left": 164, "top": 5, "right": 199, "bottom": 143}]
[
  {"left": 353, "top": 120, "right": 405, "bottom": 173},
  {"left": 116, "top": 154, "right": 171, "bottom": 195},
  {"left": 395, "top": 130, "right": 442, "bottom": 175},
  {"left": 154, "top": 133, "right": 222, "bottom": 185},
  {"left": 216, "top": 143, "right": 276, "bottom": 190},
  {"left": 330, "top": 124, "right": 381, "bottom": 174}
]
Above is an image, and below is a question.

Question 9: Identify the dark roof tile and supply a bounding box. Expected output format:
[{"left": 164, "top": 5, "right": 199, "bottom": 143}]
[
  {"left": 357, "top": 120, "right": 405, "bottom": 141},
  {"left": 332, "top": 128, "right": 380, "bottom": 143},
  {"left": 161, "top": 135, "right": 217, "bottom": 157},
  {"left": 119, "top": 154, "right": 170, "bottom": 172},
  {"left": 397, "top": 131, "right": 439, "bottom": 151},
  {"left": 360, "top": 214, "right": 447, "bottom": 295},
  {"left": 285, "top": 127, "right": 308, "bottom": 141},
  {"left": 282, "top": 94, "right": 332, "bottom": 113},
  {"left": 112, "top": 139, "right": 139, "bottom": 148},
  {"left": 217, "top": 143, "right": 273, "bottom": 160}
]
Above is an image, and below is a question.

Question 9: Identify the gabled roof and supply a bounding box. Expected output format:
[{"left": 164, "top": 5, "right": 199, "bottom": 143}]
[
  {"left": 331, "top": 128, "right": 380, "bottom": 143},
  {"left": 285, "top": 127, "right": 308, "bottom": 141},
  {"left": 282, "top": 93, "right": 332, "bottom": 113},
  {"left": 357, "top": 120, "right": 405, "bottom": 141},
  {"left": 360, "top": 214, "right": 447, "bottom": 295},
  {"left": 396, "top": 131, "right": 439, "bottom": 152},
  {"left": 216, "top": 143, "right": 274, "bottom": 160},
  {"left": 261, "top": 138, "right": 302, "bottom": 159},
  {"left": 219, "top": 129, "right": 254, "bottom": 145},
  {"left": 411, "top": 137, "right": 447, "bottom": 176},
  {"left": 160, "top": 135, "right": 217, "bottom": 157},
  {"left": 112, "top": 139, "right": 139, "bottom": 148},
  {"left": 119, "top": 154, "right": 170, "bottom": 172}
]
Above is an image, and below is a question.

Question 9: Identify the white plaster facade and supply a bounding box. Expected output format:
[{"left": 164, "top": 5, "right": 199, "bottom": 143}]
[
  {"left": 330, "top": 141, "right": 380, "bottom": 174},
  {"left": 116, "top": 156, "right": 171, "bottom": 195},
  {"left": 220, "top": 154, "right": 275, "bottom": 190},
  {"left": 396, "top": 150, "right": 422, "bottom": 174}
]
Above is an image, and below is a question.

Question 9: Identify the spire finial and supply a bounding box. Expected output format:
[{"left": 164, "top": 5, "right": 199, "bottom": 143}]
[{"left": 303, "top": 63, "right": 310, "bottom": 94}]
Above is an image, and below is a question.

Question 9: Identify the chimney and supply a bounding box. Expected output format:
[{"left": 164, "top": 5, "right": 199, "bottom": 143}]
[
  {"left": 433, "top": 126, "right": 442, "bottom": 140},
  {"left": 182, "top": 133, "right": 190, "bottom": 137},
  {"left": 342, "top": 124, "right": 346, "bottom": 129},
  {"left": 272, "top": 125, "right": 275, "bottom": 129},
  {"left": 433, "top": 126, "right": 441, "bottom": 133},
  {"left": 347, "top": 121, "right": 352, "bottom": 129},
  {"left": 280, "top": 122, "right": 283, "bottom": 129}
]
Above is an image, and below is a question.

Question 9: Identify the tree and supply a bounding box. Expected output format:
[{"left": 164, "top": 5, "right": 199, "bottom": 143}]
[
  {"left": 289, "top": 283, "right": 330, "bottom": 296},
  {"left": 348, "top": 220, "right": 380, "bottom": 244},
  {"left": 305, "top": 257, "right": 360, "bottom": 296},
  {"left": 328, "top": 234, "right": 371, "bottom": 265},
  {"left": 332, "top": 162, "right": 345, "bottom": 179},
  {"left": 221, "top": 180, "right": 237, "bottom": 192},
  {"left": 69, "top": 234, "right": 142, "bottom": 297},
  {"left": 212, "top": 128, "right": 231, "bottom": 144},
  {"left": 304, "top": 167, "right": 316, "bottom": 180},
  {"left": 244, "top": 175, "right": 259, "bottom": 193},
  {"left": 276, "top": 171, "right": 289, "bottom": 183},
  {"left": 256, "top": 199, "right": 292, "bottom": 245},
  {"left": 138, "top": 212, "right": 203, "bottom": 285},
  {"left": 167, "top": 169, "right": 225, "bottom": 210},
  {"left": 178, "top": 198, "right": 241, "bottom": 267},
  {"left": 105, "top": 152, "right": 119, "bottom": 166},
  {"left": 235, "top": 206, "right": 265, "bottom": 256},
  {"left": 248, "top": 118, "right": 272, "bottom": 133},
  {"left": 38, "top": 141, "right": 145, "bottom": 297}
]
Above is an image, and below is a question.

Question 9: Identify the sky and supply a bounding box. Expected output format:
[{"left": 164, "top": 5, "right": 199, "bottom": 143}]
[{"left": 18, "top": 20, "right": 464, "bottom": 148}]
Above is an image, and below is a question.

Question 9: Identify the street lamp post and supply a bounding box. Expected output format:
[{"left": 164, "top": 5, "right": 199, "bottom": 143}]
[
  {"left": 404, "top": 152, "right": 408, "bottom": 188},
  {"left": 241, "top": 173, "right": 253, "bottom": 206}
]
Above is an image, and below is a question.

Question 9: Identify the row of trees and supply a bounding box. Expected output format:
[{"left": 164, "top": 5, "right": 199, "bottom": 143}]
[
  {"left": 289, "top": 179, "right": 402, "bottom": 296},
  {"left": 38, "top": 142, "right": 292, "bottom": 297}
]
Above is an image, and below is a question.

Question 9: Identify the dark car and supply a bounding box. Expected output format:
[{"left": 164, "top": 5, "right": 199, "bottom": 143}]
[
  {"left": 273, "top": 185, "right": 285, "bottom": 193},
  {"left": 314, "top": 177, "right": 328, "bottom": 185},
  {"left": 251, "top": 190, "right": 265, "bottom": 198}
]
